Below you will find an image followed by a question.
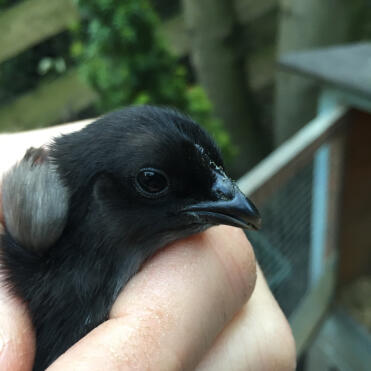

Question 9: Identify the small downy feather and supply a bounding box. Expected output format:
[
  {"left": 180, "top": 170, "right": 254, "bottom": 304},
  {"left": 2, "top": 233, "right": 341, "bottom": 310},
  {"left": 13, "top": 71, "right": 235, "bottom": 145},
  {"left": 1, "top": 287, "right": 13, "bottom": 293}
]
[{"left": 1, "top": 147, "right": 69, "bottom": 253}]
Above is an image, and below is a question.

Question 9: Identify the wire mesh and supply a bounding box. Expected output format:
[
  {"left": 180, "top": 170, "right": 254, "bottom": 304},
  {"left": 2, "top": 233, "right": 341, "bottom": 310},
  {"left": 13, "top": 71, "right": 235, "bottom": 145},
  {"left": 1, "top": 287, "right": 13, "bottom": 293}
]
[{"left": 246, "top": 161, "right": 314, "bottom": 317}]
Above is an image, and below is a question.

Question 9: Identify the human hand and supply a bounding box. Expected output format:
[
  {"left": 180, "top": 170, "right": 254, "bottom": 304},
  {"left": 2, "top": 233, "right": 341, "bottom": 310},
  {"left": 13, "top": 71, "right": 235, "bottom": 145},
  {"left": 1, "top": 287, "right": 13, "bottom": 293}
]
[
  {"left": 0, "top": 125, "right": 296, "bottom": 370},
  {"left": 0, "top": 226, "right": 295, "bottom": 371}
]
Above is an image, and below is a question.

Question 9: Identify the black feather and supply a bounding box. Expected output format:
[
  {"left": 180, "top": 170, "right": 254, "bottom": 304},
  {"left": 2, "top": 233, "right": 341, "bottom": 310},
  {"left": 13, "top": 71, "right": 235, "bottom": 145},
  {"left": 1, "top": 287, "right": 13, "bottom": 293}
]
[{"left": 1, "top": 106, "right": 231, "bottom": 370}]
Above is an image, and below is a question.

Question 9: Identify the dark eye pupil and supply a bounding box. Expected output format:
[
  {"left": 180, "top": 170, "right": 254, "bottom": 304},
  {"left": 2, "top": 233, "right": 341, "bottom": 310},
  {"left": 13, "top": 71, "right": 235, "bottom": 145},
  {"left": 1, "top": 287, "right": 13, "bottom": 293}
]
[{"left": 137, "top": 169, "right": 168, "bottom": 194}]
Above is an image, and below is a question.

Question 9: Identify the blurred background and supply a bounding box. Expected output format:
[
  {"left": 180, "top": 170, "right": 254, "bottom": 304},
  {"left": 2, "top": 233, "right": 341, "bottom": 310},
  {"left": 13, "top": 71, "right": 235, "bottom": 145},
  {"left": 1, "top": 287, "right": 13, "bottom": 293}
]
[{"left": 0, "top": 0, "right": 371, "bottom": 369}]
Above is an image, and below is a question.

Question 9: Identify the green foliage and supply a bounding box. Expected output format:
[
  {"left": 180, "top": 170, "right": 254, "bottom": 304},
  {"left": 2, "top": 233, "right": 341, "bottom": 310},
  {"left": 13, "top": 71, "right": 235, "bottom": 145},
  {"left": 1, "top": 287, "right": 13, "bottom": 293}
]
[{"left": 73, "top": 0, "right": 235, "bottom": 160}]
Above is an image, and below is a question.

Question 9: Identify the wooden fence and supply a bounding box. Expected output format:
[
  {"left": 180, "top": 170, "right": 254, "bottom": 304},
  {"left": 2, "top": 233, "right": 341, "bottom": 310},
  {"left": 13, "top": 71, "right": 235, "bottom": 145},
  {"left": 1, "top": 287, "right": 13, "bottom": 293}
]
[
  {"left": 0, "top": 0, "right": 96, "bottom": 131},
  {"left": 0, "top": 0, "right": 278, "bottom": 131}
]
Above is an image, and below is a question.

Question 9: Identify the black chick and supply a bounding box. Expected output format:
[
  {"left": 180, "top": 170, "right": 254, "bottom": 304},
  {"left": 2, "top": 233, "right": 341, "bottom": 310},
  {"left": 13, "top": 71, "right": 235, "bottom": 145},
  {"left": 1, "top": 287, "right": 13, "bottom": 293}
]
[{"left": 0, "top": 106, "right": 260, "bottom": 371}]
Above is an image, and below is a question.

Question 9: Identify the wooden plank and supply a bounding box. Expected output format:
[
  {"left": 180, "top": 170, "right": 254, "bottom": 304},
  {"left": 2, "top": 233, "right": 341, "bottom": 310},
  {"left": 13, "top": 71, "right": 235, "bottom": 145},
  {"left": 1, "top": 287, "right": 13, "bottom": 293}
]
[
  {"left": 338, "top": 110, "right": 371, "bottom": 285},
  {"left": 278, "top": 43, "right": 371, "bottom": 101},
  {"left": 0, "top": 0, "right": 277, "bottom": 64},
  {"left": 0, "top": 68, "right": 97, "bottom": 132},
  {"left": 241, "top": 3, "right": 278, "bottom": 52},
  {"left": 246, "top": 45, "right": 276, "bottom": 91},
  {"left": 325, "top": 130, "right": 347, "bottom": 258},
  {"left": 237, "top": 106, "right": 348, "bottom": 205},
  {"left": 0, "top": 0, "right": 78, "bottom": 63},
  {"left": 309, "top": 144, "right": 330, "bottom": 287},
  {"left": 161, "top": 21, "right": 276, "bottom": 93},
  {"left": 160, "top": 6, "right": 276, "bottom": 95},
  {"left": 160, "top": 0, "right": 278, "bottom": 58},
  {"left": 234, "top": 0, "right": 278, "bottom": 24},
  {"left": 159, "top": 14, "right": 189, "bottom": 57},
  {"left": 289, "top": 254, "right": 336, "bottom": 356}
]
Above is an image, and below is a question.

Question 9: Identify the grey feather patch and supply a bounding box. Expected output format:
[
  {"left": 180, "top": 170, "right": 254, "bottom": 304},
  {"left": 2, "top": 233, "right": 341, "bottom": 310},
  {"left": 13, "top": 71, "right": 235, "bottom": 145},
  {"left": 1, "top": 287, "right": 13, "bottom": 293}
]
[{"left": 1, "top": 147, "right": 69, "bottom": 252}]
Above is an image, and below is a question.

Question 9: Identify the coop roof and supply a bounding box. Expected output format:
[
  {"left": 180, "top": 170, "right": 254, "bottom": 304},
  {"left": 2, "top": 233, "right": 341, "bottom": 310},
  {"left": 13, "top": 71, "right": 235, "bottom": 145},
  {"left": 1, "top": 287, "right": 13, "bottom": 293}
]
[{"left": 278, "top": 42, "right": 371, "bottom": 100}]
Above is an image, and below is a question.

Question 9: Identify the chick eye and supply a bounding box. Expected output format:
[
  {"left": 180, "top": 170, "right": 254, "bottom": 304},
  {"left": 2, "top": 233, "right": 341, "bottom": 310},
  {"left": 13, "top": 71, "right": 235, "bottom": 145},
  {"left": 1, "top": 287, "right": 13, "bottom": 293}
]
[{"left": 135, "top": 168, "right": 169, "bottom": 198}]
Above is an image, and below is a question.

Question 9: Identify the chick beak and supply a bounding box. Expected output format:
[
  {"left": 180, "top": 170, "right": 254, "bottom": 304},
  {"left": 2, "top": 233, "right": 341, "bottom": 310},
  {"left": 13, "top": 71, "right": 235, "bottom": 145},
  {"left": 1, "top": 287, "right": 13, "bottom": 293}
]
[{"left": 181, "top": 170, "right": 261, "bottom": 230}]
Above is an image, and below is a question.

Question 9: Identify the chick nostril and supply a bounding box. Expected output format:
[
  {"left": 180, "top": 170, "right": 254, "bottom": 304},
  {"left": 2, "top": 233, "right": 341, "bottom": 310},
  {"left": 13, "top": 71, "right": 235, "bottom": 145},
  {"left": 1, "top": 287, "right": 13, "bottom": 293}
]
[
  {"left": 215, "top": 189, "right": 230, "bottom": 201},
  {"left": 212, "top": 179, "right": 235, "bottom": 201},
  {"left": 210, "top": 167, "right": 235, "bottom": 201}
]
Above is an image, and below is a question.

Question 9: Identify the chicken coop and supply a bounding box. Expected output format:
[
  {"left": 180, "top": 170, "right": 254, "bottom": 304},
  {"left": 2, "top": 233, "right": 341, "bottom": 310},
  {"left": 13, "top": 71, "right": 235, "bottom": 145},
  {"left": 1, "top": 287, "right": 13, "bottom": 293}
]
[{"left": 240, "top": 42, "right": 371, "bottom": 370}]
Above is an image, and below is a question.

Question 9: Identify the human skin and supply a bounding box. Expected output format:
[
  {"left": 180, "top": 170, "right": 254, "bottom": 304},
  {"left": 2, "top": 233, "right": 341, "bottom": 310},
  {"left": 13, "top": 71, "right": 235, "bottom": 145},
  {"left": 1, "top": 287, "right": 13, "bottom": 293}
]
[{"left": 0, "top": 124, "right": 296, "bottom": 370}]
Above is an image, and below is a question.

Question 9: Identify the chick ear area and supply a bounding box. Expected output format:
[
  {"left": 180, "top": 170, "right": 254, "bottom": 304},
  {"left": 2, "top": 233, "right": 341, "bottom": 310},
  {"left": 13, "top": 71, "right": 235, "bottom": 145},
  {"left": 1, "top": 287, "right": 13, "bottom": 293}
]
[
  {"left": 92, "top": 172, "right": 124, "bottom": 203},
  {"left": 1, "top": 147, "right": 69, "bottom": 253}
]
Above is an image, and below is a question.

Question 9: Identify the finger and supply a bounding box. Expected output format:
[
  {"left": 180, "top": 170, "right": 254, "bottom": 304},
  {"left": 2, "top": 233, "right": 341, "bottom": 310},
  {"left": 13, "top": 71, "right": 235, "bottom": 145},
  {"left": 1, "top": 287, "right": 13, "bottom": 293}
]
[
  {"left": 195, "top": 265, "right": 296, "bottom": 371},
  {"left": 48, "top": 226, "right": 256, "bottom": 370},
  {"left": 0, "top": 278, "right": 35, "bottom": 371}
]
